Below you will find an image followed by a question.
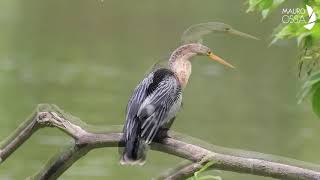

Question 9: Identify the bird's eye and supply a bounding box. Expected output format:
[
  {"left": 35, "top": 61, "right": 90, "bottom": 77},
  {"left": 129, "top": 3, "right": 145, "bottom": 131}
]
[{"left": 207, "top": 51, "right": 212, "bottom": 55}]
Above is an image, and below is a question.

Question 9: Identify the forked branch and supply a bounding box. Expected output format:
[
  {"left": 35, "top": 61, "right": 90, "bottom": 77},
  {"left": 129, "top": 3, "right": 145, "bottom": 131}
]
[{"left": 0, "top": 104, "right": 320, "bottom": 180}]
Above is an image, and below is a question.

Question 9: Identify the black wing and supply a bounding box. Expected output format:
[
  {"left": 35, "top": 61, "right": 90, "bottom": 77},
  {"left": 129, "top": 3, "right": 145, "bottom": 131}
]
[
  {"left": 124, "top": 71, "right": 153, "bottom": 141},
  {"left": 124, "top": 68, "right": 181, "bottom": 144}
]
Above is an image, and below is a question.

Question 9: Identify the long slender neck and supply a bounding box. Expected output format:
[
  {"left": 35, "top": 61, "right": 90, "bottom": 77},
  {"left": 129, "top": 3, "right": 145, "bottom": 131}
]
[{"left": 168, "top": 44, "right": 198, "bottom": 89}]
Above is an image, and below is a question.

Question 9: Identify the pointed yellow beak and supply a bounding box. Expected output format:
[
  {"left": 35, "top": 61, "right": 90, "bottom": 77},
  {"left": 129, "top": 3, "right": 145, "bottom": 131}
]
[{"left": 208, "top": 52, "right": 235, "bottom": 69}]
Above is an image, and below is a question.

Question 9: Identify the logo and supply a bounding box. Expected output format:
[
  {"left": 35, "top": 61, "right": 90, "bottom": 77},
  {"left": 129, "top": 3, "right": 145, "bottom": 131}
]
[
  {"left": 304, "top": 5, "right": 316, "bottom": 30},
  {"left": 281, "top": 5, "right": 317, "bottom": 30}
]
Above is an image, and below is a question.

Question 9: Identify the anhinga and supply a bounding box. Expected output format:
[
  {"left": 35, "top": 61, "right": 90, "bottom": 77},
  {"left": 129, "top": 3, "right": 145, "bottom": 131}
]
[{"left": 120, "top": 43, "right": 234, "bottom": 165}]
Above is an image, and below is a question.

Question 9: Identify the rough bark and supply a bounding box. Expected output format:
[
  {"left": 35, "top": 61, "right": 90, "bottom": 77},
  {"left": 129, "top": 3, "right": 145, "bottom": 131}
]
[{"left": 0, "top": 104, "right": 319, "bottom": 180}]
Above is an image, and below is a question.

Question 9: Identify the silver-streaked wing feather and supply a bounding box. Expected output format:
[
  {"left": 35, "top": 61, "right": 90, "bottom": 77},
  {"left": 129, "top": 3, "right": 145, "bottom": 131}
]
[
  {"left": 124, "top": 72, "right": 154, "bottom": 141},
  {"left": 138, "top": 74, "right": 181, "bottom": 144},
  {"left": 181, "top": 22, "right": 259, "bottom": 44}
]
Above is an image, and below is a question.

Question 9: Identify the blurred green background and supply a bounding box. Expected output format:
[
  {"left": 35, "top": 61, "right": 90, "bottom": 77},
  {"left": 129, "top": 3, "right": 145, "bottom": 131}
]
[{"left": 0, "top": 0, "right": 319, "bottom": 179}]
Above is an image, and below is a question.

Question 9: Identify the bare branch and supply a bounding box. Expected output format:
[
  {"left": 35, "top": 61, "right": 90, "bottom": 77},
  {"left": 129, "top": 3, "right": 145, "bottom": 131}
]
[
  {"left": 0, "top": 105, "right": 43, "bottom": 163},
  {"left": 29, "top": 144, "right": 91, "bottom": 180},
  {"left": 1, "top": 104, "right": 320, "bottom": 180},
  {"left": 155, "top": 161, "right": 202, "bottom": 180}
]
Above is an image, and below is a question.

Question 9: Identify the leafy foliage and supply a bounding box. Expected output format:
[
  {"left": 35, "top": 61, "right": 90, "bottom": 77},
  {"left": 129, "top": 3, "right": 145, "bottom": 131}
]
[
  {"left": 299, "top": 71, "right": 320, "bottom": 117},
  {"left": 246, "top": 0, "right": 285, "bottom": 19},
  {"left": 312, "top": 83, "right": 320, "bottom": 117},
  {"left": 247, "top": 0, "right": 320, "bottom": 118}
]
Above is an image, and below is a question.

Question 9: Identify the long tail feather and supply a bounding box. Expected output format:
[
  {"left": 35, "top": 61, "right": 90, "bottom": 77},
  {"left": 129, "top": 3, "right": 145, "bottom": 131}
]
[{"left": 121, "top": 117, "right": 147, "bottom": 165}]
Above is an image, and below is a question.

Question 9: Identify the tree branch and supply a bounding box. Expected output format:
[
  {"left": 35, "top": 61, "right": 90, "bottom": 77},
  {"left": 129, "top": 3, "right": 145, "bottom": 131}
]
[
  {"left": 0, "top": 105, "right": 44, "bottom": 163},
  {"left": 155, "top": 161, "right": 203, "bottom": 180},
  {"left": 1, "top": 104, "right": 320, "bottom": 180}
]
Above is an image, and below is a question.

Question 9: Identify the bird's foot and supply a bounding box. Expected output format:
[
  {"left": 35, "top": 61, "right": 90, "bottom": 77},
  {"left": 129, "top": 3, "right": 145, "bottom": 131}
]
[{"left": 153, "top": 128, "right": 170, "bottom": 142}]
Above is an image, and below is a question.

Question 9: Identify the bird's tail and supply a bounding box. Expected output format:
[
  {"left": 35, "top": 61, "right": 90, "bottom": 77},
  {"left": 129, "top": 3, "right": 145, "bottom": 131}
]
[{"left": 120, "top": 118, "right": 148, "bottom": 165}]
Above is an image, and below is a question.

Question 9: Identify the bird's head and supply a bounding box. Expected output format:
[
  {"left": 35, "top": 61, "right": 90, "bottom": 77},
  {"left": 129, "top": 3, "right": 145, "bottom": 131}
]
[
  {"left": 193, "top": 43, "right": 235, "bottom": 69},
  {"left": 169, "top": 43, "right": 235, "bottom": 69}
]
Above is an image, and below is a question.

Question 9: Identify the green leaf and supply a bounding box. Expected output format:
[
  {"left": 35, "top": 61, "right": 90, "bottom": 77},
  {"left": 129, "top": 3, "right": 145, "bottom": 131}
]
[
  {"left": 273, "top": 0, "right": 286, "bottom": 7},
  {"left": 298, "top": 85, "right": 312, "bottom": 104},
  {"left": 297, "top": 32, "right": 312, "bottom": 47},
  {"left": 312, "top": 84, "right": 320, "bottom": 118},
  {"left": 304, "top": 71, "right": 320, "bottom": 88},
  {"left": 190, "top": 161, "right": 221, "bottom": 180},
  {"left": 246, "top": 0, "right": 264, "bottom": 13},
  {"left": 246, "top": 0, "right": 286, "bottom": 19},
  {"left": 298, "top": 71, "right": 320, "bottom": 102},
  {"left": 261, "top": 9, "right": 270, "bottom": 19}
]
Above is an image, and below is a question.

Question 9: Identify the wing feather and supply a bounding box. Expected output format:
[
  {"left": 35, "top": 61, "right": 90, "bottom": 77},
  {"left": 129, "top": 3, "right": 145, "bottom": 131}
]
[
  {"left": 124, "top": 68, "right": 181, "bottom": 145},
  {"left": 124, "top": 72, "right": 154, "bottom": 140},
  {"left": 139, "top": 76, "right": 181, "bottom": 144}
]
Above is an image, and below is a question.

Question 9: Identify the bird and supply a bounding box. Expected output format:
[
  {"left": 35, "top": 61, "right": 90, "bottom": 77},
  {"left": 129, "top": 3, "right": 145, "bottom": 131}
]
[{"left": 120, "top": 43, "right": 234, "bottom": 165}]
